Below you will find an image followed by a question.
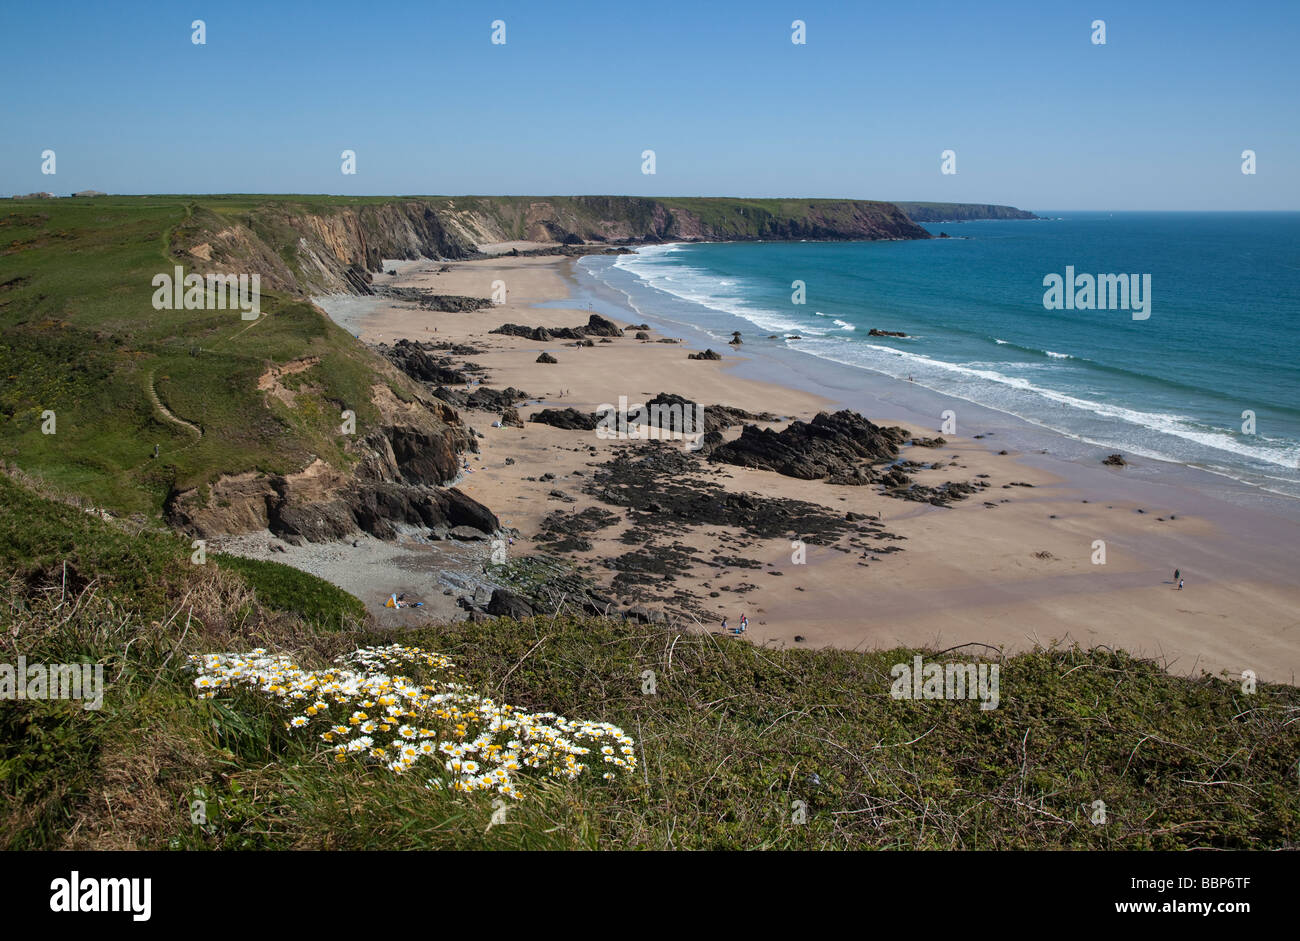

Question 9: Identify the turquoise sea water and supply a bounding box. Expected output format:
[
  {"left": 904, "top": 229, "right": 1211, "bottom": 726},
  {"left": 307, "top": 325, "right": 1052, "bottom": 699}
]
[{"left": 579, "top": 213, "right": 1300, "bottom": 499}]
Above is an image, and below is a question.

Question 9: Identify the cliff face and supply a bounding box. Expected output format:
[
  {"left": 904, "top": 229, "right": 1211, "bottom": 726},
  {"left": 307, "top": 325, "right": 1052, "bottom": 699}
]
[
  {"left": 173, "top": 196, "right": 933, "bottom": 297},
  {"left": 164, "top": 368, "right": 499, "bottom": 544},
  {"left": 893, "top": 202, "right": 1039, "bottom": 223},
  {"left": 176, "top": 201, "right": 480, "bottom": 296}
]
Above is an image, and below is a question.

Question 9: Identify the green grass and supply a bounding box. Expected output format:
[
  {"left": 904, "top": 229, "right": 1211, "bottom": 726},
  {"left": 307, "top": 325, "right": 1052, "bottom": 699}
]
[
  {"left": 0, "top": 197, "right": 391, "bottom": 516},
  {"left": 2, "top": 471, "right": 1295, "bottom": 850},
  {"left": 0, "top": 471, "right": 367, "bottom": 848},
  {"left": 211, "top": 553, "right": 366, "bottom": 631}
]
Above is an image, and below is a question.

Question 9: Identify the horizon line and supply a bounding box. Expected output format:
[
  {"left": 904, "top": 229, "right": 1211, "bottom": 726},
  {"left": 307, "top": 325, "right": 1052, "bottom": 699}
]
[{"left": 5, "top": 192, "right": 1298, "bottom": 213}]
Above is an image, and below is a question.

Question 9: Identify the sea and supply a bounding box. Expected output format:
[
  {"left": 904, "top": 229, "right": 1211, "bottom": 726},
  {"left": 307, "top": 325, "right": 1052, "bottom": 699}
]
[{"left": 570, "top": 212, "right": 1300, "bottom": 502}]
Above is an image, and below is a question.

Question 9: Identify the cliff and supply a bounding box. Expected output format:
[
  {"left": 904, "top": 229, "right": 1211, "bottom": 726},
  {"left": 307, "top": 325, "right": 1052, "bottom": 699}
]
[
  {"left": 170, "top": 195, "right": 932, "bottom": 296},
  {"left": 894, "top": 202, "right": 1039, "bottom": 223}
]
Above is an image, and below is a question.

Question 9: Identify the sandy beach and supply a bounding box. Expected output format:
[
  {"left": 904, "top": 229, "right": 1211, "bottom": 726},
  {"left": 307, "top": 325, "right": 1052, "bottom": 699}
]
[{"left": 297, "top": 249, "right": 1300, "bottom": 684}]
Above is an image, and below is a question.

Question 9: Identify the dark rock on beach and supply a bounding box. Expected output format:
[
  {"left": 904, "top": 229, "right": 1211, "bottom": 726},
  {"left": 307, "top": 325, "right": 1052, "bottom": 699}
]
[
  {"left": 536, "top": 505, "right": 621, "bottom": 552},
  {"left": 591, "top": 392, "right": 777, "bottom": 445},
  {"left": 530, "top": 407, "right": 599, "bottom": 431},
  {"left": 688, "top": 349, "right": 722, "bottom": 360},
  {"left": 536, "top": 352, "right": 557, "bottom": 364},
  {"left": 377, "top": 339, "right": 469, "bottom": 385},
  {"left": 583, "top": 314, "right": 625, "bottom": 337},
  {"left": 378, "top": 286, "right": 493, "bottom": 311},
  {"left": 432, "top": 385, "right": 529, "bottom": 411},
  {"left": 884, "top": 480, "right": 980, "bottom": 507},
  {"left": 267, "top": 482, "right": 499, "bottom": 545},
  {"left": 492, "top": 314, "right": 625, "bottom": 342},
  {"left": 710, "top": 410, "right": 909, "bottom": 480}
]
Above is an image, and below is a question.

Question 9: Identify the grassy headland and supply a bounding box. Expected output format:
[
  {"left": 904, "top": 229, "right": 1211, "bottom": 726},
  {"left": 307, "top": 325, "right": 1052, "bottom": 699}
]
[{"left": 2, "top": 472, "right": 1295, "bottom": 850}]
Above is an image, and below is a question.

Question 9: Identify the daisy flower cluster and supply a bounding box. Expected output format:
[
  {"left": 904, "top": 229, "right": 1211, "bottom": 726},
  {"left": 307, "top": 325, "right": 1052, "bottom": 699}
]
[{"left": 188, "top": 644, "right": 636, "bottom": 798}]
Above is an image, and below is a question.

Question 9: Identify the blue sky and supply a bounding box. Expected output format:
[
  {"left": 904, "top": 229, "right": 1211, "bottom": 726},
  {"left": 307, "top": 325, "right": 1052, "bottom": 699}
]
[{"left": 1, "top": 0, "right": 1296, "bottom": 209}]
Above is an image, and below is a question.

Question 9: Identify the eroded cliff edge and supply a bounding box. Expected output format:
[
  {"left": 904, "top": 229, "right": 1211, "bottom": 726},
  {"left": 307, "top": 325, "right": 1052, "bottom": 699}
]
[{"left": 170, "top": 196, "right": 932, "bottom": 296}]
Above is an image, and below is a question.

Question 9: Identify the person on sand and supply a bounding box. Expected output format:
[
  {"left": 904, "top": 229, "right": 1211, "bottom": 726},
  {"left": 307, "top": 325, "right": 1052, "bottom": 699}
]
[
  {"left": 721, "top": 617, "right": 728, "bottom": 633},
  {"left": 739, "top": 614, "right": 748, "bottom": 633},
  {"left": 1174, "top": 568, "right": 1180, "bottom": 582},
  {"left": 1178, "top": 578, "right": 1185, "bottom": 590}
]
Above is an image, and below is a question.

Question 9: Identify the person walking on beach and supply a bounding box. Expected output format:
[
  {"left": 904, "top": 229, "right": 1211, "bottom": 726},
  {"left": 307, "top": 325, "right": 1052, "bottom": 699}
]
[
  {"left": 739, "top": 614, "right": 748, "bottom": 633},
  {"left": 1174, "top": 568, "right": 1180, "bottom": 582},
  {"left": 1178, "top": 578, "right": 1185, "bottom": 590},
  {"left": 721, "top": 617, "right": 728, "bottom": 633}
]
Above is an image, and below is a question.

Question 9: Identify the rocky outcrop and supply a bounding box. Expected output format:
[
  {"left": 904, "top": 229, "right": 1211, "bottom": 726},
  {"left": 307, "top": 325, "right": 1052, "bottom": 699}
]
[
  {"left": 377, "top": 286, "right": 493, "bottom": 311},
  {"left": 492, "top": 314, "right": 625, "bottom": 342},
  {"left": 494, "top": 324, "right": 559, "bottom": 341},
  {"left": 432, "top": 385, "right": 528, "bottom": 411},
  {"left": 688, "top": 349, "right": 722, "bottom": 361},
  {"left": 168, "top": 446, "right": 499, "bottom": 544},
  {"left": 708, "top": 410, "right": 979, "bottom": 506},
  {"left": 640, "top": 393, "right": 775, "bottom": 437},
  {"left": 710, "top": 410, "right": 911, "bottom": 480},
  {"left": 582, "top": 314, "right": 625, "bottom": 337},
  {"left": 868, "top": 328, "right": 908, "bottom": 337},
  {"left": 376, "top": 339, "right": 469, "bottom": 385},
  {"left": 486, "top": 588, "right": 536, "bottom": 619},
  {"left": 536, "top": 352, "right": 557, "bottom": 364},
  {"left": 886, "top": 480, "right": 981, "bottom": 506},
  {"left": 531, "top": 407, "right": 598, "bottom": 431},
  {"left": 164, "top": 377, "right": 500, "bottom": 543}
]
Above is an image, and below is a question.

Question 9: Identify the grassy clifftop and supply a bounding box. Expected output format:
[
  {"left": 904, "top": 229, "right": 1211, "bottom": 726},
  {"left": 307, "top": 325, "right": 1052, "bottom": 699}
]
[
  {"left": 0, "top": 197, "right": 455, "bottom": 517},
  {"left": 442, "top": 194, "right": 930, "bottom": 243},
  {"left": 894, "top": 201, "right": 1039, "bottom": 222},
  {"left": 3, "top": 470, "right": 1296, "bottom": 850}
]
